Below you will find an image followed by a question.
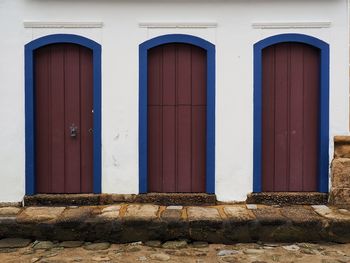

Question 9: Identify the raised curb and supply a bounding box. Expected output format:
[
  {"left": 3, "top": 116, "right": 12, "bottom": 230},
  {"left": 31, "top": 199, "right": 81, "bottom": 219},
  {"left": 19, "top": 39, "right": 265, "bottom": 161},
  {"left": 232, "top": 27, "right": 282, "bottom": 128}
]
[{"left": 0, "top": 204, "right": 349, "bottom": 243}]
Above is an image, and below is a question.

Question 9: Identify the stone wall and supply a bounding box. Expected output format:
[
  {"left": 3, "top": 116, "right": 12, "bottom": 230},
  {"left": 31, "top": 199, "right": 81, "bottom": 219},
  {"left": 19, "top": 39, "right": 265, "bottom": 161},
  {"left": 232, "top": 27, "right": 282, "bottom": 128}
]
[{"left": 330, "top": 136, "right": 350, "bottom": 206}]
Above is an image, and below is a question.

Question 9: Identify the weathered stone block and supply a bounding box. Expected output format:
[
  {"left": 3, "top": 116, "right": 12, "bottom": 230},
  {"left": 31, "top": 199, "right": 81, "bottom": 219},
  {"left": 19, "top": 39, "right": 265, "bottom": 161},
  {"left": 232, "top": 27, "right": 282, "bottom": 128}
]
[
  {"left": 332, "top": 158, "right": 350, "bottom": 188},
  {"left": 187, "top": 207, "right": 221, "bottom": 221},
  {"left": 0, "top": 207, "right": 21, "bottom": 216},
  {"left": 329, "top": 188, "right": 350, "bottom": 205},
  {"left": 334, "top": 136, "right": 350, "bottom": 158},
  {"left": 124, "top": 204, "right": 159, "bottom": 220},
  {"left": 223, "top": 206, "right": 256, "bottom": 222},
  {"left": 161, "top": 209, "right": 182, "bottom": 221},
  {"left": 97, "top": 205, "right": 121, "bottom": 219},
  {"left": 17, "top": 207, "right": 65, "bottom": 223}
]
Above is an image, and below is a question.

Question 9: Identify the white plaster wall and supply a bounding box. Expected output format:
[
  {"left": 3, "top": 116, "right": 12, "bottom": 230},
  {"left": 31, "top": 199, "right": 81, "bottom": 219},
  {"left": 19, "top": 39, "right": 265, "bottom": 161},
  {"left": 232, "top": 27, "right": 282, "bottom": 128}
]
[{"left": 0, "top": 0, "right": 348, "bottom": 202}]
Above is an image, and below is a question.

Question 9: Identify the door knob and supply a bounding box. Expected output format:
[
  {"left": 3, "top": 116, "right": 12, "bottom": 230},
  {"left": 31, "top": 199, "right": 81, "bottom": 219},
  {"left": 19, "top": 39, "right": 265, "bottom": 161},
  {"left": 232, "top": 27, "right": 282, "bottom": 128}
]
[{"left": 70, "top": 124, "right": 78, "bottom": 138}]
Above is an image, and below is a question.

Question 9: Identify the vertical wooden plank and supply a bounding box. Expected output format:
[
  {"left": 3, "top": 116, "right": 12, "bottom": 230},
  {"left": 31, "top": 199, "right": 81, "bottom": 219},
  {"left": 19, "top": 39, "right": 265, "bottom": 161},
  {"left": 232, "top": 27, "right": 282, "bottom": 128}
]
[
  {"left": 49, "top": 45, "right": 65, "bottom": 193},
  {"left": 64, "top": 44, "right": 81, "bottom": 193},
  {"left": 177, "top": 106, "right": 192, "bottom": 192},
  {"left": 35, "top": 46, "right": 51, "bottom": 193},
  {"left": 80, "top": 47, "right": 93, "bottom": 193},
  {"left": 191, "top": 46, "right": 207, "bottom": 192},
  {"left": 191, "top": 106, "right": 206, "bottom": 192},
  {"left": 148, "top": 48, "right": 162, "bottom": 106},
  {"left": 303, "top": 46, "right": 319, "bottom": 191},
  {"left": 289, "top": 44, "right": 304, "bottom": 191},
  {"left": 162, "top": 106, "right": 176, "bottom": 192},
  {"left": 177, "top": 45, "right": 192, "bottom": 105},
  {"left": 274, "top": 43, "right": 289, "bottom": 191},
  {"left": 148, "top": 106, "right": 163, "bottom": 192},
  {"left": 162, "top": 45, "right": 176, "bottom": 105},
  {"left": 262, "top": 46, "right": 276, "bottom": 192},
  {"left": 191, "top": 47, "right": 207, "bottom": 105}
]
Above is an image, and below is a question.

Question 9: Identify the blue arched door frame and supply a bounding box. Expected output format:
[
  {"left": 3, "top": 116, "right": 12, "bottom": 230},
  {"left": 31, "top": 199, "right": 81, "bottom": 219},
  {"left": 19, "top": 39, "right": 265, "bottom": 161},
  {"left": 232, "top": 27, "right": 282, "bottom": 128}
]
[
  {"left": 139, "top": 34, "right": 216, "bottom": 193},
  {"left": 253, "top": 33, "right": 330, "bottom": 193},
  {"left": 25, "top": 34, "right": 102, "bottom": 195}
]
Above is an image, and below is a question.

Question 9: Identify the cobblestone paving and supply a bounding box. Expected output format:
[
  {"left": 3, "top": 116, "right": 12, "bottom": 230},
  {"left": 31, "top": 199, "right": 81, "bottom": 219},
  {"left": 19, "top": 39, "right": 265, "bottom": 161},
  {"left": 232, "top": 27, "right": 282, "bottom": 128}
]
[{"left": 0, "top": 240, "right": 350, "bottom": 263}]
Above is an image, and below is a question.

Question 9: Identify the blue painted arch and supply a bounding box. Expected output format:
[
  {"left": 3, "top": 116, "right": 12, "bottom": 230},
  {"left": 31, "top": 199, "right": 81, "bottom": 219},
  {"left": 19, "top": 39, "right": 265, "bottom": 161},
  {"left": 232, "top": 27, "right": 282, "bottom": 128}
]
[
  {"left": 25, "top": 34, "right": 102, "bottom": 195},
  {"left": 253, "top": 33, "right": 329, "bottom": 193},
  {"left": 139, "top": 34, "right": 216, "bottom": 193}
]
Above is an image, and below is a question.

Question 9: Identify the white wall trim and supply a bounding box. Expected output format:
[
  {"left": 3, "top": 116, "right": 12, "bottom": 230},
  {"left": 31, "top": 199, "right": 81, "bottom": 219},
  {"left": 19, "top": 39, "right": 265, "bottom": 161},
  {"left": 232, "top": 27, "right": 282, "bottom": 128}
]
[
  {"left": 139, "top": 22, "right": 217, "bottom": 28},
  {"left": 252, "top": 21, "right": 331, "bottom": 29},
  {"left": 23, "top": 21, "right": 104, "bottom": 28}
]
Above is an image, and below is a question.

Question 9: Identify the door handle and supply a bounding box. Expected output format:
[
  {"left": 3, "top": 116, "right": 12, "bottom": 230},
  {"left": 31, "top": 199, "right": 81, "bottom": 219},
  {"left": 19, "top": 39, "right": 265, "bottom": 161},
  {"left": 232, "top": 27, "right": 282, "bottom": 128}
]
[{"left": 70, "top": 124, "right": 78, "bottom": 138}]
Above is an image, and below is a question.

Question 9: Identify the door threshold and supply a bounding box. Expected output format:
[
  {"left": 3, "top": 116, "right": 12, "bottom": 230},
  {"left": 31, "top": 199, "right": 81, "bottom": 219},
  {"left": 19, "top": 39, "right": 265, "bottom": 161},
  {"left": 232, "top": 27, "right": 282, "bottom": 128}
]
[
  {"left": 23, "top": 193, "right": 217, "bottom": 206},
  {"left": 246, "top": 192, "right": 328, "bottom": 205}
]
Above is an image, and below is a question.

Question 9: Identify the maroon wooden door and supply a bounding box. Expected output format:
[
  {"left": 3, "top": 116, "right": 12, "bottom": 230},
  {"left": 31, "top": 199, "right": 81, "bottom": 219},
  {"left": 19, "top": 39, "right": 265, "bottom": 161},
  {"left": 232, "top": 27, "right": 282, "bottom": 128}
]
[
  {"left": 262, "top": 42, "right": 320, "bottom": 192},
  {"left": 147, "top": 43, "right": 207, "bottom": 192},
  {"left": 34, "top": 43, "right": 93, "bottom": 193}
]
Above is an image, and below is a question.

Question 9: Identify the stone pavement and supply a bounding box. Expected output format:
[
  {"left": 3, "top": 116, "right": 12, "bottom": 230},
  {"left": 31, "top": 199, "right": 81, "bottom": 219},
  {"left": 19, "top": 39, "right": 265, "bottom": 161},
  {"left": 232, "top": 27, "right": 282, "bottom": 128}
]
[
  {"left": 0, "top": 204, "right": 349, "bottom": 243},
  {"left": 1, "top": 239, "right": 350, "bottom": 263}
]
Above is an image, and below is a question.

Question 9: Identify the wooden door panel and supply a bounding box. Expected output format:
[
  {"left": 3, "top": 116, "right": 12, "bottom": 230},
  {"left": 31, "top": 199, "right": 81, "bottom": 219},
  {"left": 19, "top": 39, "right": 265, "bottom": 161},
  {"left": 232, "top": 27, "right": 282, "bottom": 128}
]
[
  {"left": 262, "top": 42, "right": 320, "bottom": 192},
  {"left": 147, "top": 43, "right": 207, "bottom": 193},
  {"left": 50, "top": 45, "right": 66, "bottom": 192},
  {"left": 162, "top": 106, "right": 177, "bottom": 192},
  {"left": 35, "top": 47, "right": 51, "bottom": 192},
  {"left": 80, "top": 47, "right": 94, "bottom": 193},
  {"left": 35, "top": 43, "right": 93, "bottom": 194},
  {"left": 64, "top": 45, "right": 81, "bottom": 193}
]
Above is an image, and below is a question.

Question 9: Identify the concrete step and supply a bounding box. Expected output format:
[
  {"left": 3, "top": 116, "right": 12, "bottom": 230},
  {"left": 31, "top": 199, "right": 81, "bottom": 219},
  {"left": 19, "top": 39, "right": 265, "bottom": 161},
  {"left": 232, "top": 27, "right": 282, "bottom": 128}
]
[
  {"left": 0, "top": 204, "right": 349, "bottom": 243},
  {"left": 23, "top": 193, "right": 217, "bottom": 206}
]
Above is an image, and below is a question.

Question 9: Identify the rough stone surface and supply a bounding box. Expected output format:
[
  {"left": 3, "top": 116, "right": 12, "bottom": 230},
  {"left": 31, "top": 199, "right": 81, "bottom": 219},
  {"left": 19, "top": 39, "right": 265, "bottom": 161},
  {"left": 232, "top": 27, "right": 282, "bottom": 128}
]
[
  {"left": 32, "top": 241, "right": 55, "bottom": 250},
  {"left": 83, "top": 242, "right": 111, "bottom": 250},
  {"left": 330, "top": 188, "right": 350, "bottom": 205},
  {"left": 252, "top": 206, "right": 286, "bottom": 224},
  {"left": 166, "top": 206, "right": 183, "bottom": 210},
  {"left": 91, "top": 256, "right": 111, "bottom": 261},
  {"left": 243, "top": 248, "right": 264, "bottom": 254},
  {"left": 0, "top": 238, "right": 31, "bottom": 248},
  {"left": 124, "top": 204, "right": 159, "bottom": 220},
  {"left": 149, "top": 253, "right": 170, "bottom": 261},
  {"left": 334, "top": 136, "right": 350, "bottom": 158},
  {"left": 161, "top": 209, "right": 182, "bottom": 221},
  {"left": 0, "top": 207, "right": 21, "bottom": 216},
  {"left": 59, "top": 241, "right": 84, "bottom": 248},
  {"left": 162, "top": 240, "right": 187, "bottom": 249},
  {"left": 97, "top": 205, "right": 121, "bottom": 219},
  {"left": 144, "top": 240, "right": 162, "bottom": 248},
  {"left": 135, "top": 193, "right": 216, "bottom": 206},
  {"left": 280, "top": 206, "right": 322, "bottom": 223},
  {"left": 24, "top": 194, "right": 100, "bottom": 206},
  {"left": 217, "top": 250, "right": 239, "bottom": 256},
  {"left": 332, "top": 158, "right": 350, "bottom": 188},
  {"left": 313, "top": 205, "right": 350, "bottom": 220},
  {"left": 56, "top": 206, "right": 93, "bottom": 223},
  {"left": 246, "top": 192, "right": 328, "bottom": 205},
  {"left": 192, "top": 241, "right": 209, "bottom": 248},
  {"left": 17, "top": 207, "right": 65, "bottom": 223},
  {"left": 224, "top": 206, "right": 256, "bottom": 221},
  {"left": 187, "top": 207, "right": 221, "bottom": 221}
]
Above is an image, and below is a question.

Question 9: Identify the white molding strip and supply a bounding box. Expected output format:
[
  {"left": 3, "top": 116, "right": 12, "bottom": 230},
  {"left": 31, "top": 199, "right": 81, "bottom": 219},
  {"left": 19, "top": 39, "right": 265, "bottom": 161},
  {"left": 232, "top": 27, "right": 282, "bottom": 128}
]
[
  {"left": 252, "top": 21, "right": 331, "bottom": 29},
  {"left": 139, "top": 22, "right": 217, "bottom": 28},
  {"left": 23, "top": 21, "right": 103, "bottom": 28}
]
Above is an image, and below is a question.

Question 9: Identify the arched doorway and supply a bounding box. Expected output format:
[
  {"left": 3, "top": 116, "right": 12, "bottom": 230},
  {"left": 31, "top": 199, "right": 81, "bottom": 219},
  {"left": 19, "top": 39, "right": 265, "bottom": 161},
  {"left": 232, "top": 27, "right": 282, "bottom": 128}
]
[
  {"left": 25, "top": 34, "right": 102, "bottom": 194},
  {"left": 139, "top": 34, "right": 215, "bottom": 193},
  {"left": 262, "top": 42, "right": 319, "bottom": 191},
  {"left": 253, "top": 34, "right": 329, "bottom": 193},
  {"left": 35, "top": 43, "right": 93, "bottom": 193},
  {"left": 147, "top": 43, "right": 207, "bottom": 192}
]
